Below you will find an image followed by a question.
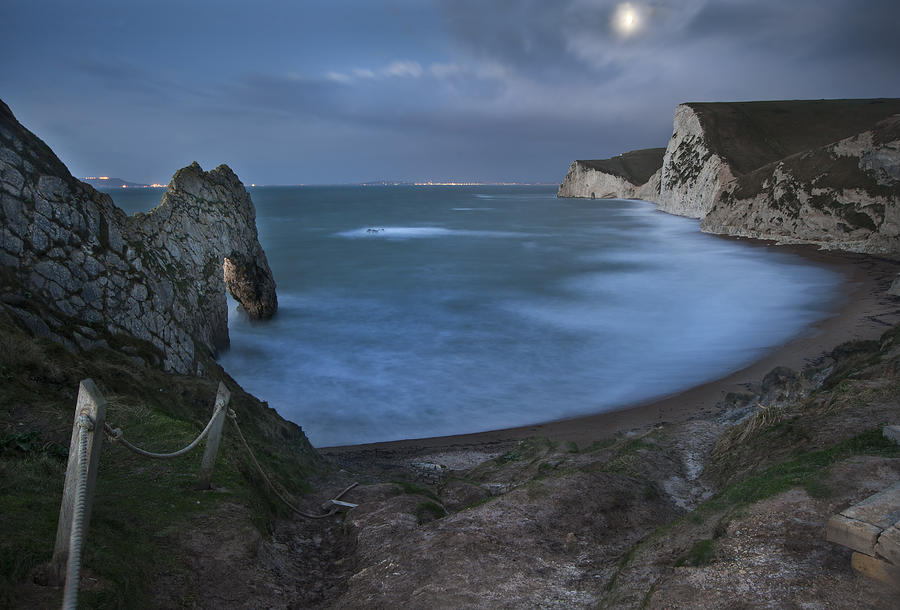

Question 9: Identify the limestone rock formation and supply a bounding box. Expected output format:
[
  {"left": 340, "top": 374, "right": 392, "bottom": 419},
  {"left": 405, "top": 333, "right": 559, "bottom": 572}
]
[
  {"left": 656, "top": 99, "right": 900, "bottom": 220},
  {"left": 560, "top": 98, "right": 900, "bottom": 258},
  {"left": 703, "top": 116, "right": 900, "bottom": 255},
  {"left": 0, "top": 98, "right": 277, "bottom": 373},
  {"left": 557, "top": 148, "right": 664, "bottom": 200}
]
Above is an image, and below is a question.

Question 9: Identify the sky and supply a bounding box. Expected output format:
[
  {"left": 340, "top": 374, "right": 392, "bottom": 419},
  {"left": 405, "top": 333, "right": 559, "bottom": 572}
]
[{"left": 1, "top": 0, "right": 898, "bottom": 185}]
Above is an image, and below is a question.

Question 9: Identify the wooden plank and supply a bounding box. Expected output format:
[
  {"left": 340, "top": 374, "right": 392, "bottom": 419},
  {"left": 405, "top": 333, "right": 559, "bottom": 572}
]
[
  {"left": 328, "top": 500, "right": 358, "bottom": 508},
  {"left": 194, "top": 382, "right": 231, "bottom": 490},
  {"left": 49, "top": 379, "right": 107, "bottom": 584}
]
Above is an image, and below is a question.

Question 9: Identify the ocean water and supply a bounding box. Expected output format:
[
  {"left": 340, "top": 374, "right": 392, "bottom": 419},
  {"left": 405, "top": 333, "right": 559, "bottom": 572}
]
[{"left": 106, "top": 185, "right": 843, "bottom": 447}]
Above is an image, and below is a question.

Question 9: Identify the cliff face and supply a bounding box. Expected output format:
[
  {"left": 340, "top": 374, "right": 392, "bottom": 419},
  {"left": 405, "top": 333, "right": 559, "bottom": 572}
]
[
  {"left": 560, "top": 98, "right": 900, "bottom": 257},
  {"left": 656, "top": 99, "right": 900, "bottom": 221},
  {"left": 557, "top": 148, "right": 664, "bottom": 200},
  {"left": 703, "top": 116, "right": 900, "bottom": 255},
  {"left": 0, "top": 99, "right": 276, "bottom": 373},
  {"left": 657, "top": 104, "right": 735, "bottom": 218}
]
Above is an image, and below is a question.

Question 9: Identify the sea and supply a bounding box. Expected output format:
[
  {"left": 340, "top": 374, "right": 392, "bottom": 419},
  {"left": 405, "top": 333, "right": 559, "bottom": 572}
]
[{"left": 106, "top": 185, "right": 843, "bottom": 447}]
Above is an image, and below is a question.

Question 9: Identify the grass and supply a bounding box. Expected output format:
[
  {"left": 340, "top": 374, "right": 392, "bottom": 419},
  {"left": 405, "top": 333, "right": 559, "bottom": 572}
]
[
  {"left": 701, "top": 427, "right": 898, "bottom": 516},
  {"left": 599, "top": 437, "right": 658, "bottom": 474},
  {"left": 674, "top": 539, "right": 716, "bottom": 567},
  {"left": 0, "top": 451, "right": 66, "bottom": 602},
  {"left": 391, "top": 480, "right": 441, "bottom": 503},
  {"left": 414, "top": 501, "right": 447, "bottom": 525},
  {"left": 495, "top": 437, "right": 555, "bottom": 465},
  {"left": 604, "top": 426, "right": 899, "bottom": 595},
  {"left": 0, "top": 314, "right": 324, "bottom": 607}
]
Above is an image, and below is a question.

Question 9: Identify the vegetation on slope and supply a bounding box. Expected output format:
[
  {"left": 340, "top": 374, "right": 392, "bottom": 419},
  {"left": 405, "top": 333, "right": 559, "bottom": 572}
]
[{"left": 0, "top": 302, "right": 325, "bottom": 607}]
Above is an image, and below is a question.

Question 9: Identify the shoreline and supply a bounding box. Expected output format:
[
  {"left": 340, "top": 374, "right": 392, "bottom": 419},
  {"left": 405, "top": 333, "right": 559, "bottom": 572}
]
[{"left": 321, "top": 242, "right": 899, "bottom": 460}]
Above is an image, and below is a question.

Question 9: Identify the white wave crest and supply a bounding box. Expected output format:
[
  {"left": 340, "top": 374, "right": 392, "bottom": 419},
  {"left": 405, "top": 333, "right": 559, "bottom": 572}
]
[{"left": 335, "top": 226, "right": 523, "bottom": 239}]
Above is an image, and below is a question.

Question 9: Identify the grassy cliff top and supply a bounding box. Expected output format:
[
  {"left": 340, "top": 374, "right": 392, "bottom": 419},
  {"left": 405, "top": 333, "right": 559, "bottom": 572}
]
[
  {"left": 684, "top": 98, "right": 900, "bottom": 175},
  {"left": 576, "top": 147, "right": 666, "bottom": 185}
]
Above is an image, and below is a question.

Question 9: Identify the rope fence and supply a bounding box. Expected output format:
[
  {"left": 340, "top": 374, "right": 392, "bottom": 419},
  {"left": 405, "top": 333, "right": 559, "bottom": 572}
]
[
  {"left": 103, "top": 409, "right": 220, "bottom": 458},
  {"left": 227, "top": 410, "right": 358, "bottom": 519},
  {"left": 48, "top": 378, "right": 357, "bottom": 610}
]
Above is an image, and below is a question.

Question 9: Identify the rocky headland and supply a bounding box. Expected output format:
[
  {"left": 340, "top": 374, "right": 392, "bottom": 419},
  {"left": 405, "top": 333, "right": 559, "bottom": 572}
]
[
  {"left": 1, "top": 97, "right": 277, "bottom": 374},
  {"left": 558, "top": 147, "right": 665, "bottom": 200},
  {"left": 559, "top": 98, "right": 900, "bottom": 258}
]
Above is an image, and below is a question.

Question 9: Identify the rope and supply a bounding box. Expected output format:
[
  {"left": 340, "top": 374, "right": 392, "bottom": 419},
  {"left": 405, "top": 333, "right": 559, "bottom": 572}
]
[
  {"left": 62, "top": 415, "right": 93, "bottom": 610},
  {"left": 103, "top": 403, "right": 224, "bottom": 459},
  {"left": 227, "top": 409, "right": 357, "bottom": 519}
]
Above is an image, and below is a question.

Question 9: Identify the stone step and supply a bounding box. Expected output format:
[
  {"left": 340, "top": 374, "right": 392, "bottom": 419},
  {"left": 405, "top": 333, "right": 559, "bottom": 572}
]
[
  {"left": 827, "top": 480, "right": 900, "bottom": 587},
  {"left": 827, "top": 514, "right": 883, "bottom": 555},
  {"left": 876, "top": 523, "right": 900, "bottom": 566},
  {"left": 851, "top": 552, "right": 900, "bottom": 589},
  {"left": 885, "top": 425, "right": 900, "bottom": 445},
  {"left": 840, "top": 481, "right": 900, "bottom": 530}
]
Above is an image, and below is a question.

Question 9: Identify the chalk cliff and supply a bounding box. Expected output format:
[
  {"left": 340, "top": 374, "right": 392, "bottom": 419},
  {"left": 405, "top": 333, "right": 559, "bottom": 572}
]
[
  {"left": 560, "top": 98, "right": 900, "bottom": 257},
  {"left": 557, "top": 148, "right": 664, "bottom": 200},
  {"left": 703, "top": 115, "right": 900, "bottom": 255},
  {"left": 0, "top": 99, "right": 277, "bottom": 373}
]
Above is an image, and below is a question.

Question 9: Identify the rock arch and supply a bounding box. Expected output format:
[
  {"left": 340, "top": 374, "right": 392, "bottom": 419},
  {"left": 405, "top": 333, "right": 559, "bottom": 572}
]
[{"left": 0, "top": 98, "right": 277, "bottom": 373}]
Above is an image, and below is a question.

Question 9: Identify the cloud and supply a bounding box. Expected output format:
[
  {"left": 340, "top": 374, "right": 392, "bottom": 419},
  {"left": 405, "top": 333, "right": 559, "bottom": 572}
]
[
  {"left": 439, "top": 0, "right": 900, "bottom": 84},
  {"left": 383, "top": 60, "right": 424, "bottom": 78},
  {"left": 352, "top": 68, "right": 377, "bottom": 79},
  {"left": 429, "top": 62, "right": 462, "bottom": 78}
]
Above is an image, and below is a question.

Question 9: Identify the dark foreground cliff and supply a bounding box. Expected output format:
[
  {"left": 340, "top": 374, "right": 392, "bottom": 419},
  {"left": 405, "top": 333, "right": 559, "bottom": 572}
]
[
  {"left": 0, "top": 99, "right": 325, "bottom": 606},
  {"left": 559, "top": 98, "right": 900, "bottom": 258}
]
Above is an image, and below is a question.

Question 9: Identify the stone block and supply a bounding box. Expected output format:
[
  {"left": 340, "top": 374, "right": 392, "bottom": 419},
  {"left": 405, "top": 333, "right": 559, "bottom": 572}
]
[
  {"left": 851, "top": 552, "right": 900, "bottom": 589},
  {"left": 888, "top": 275, "right": 900, "bottom": 297},
  {"left": 842, "top": 482, "right": 900, "bottom": 530},
  {"left": 0, "top": 250, "right": 18, "bottom": 268},
  {"left": 0, "top": 147, "right": 22, "bottom": 167},
  {"left": 1, "top": 228, "right": 23, "bottom": 255},
  {"left": 30, "top": 227, "right": 49, "bottom": 253},
  {"left": 0, "top": 193, "right": 27, "bottom": 234},
  {"left": 1, "top": 165, "right": 24, "bottom": 193},
  {"left": 875, "top": 523, "right": 900, "bottom": 566},
  {"left": 884, "top": 425, "right": 900, "bottom": 445},
  {"left": 827, "top": 514, "right": 881, "bottom": 555},
  {"left": 37, "top": 175, "right": 68, "bottom": 200}
]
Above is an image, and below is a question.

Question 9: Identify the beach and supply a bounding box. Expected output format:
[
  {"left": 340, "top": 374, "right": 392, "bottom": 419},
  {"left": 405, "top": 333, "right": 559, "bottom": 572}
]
[{"left": 322, "top": 244, "right": 900, "bottom": 467}]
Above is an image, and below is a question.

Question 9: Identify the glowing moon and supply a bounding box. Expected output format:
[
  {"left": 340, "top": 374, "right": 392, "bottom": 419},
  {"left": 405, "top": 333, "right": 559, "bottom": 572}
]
[{"left": 612, "top": 3, "right": 642, "bottom": 36}]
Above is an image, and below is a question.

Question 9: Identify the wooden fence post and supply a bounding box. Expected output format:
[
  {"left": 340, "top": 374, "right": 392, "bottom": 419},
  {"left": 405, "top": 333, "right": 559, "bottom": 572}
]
[
  {"left": 49, "top": 379, "right": 106, "bottom": 584},
  {"left": 194, "top": 382, "right": 231, "bottom": 490}
]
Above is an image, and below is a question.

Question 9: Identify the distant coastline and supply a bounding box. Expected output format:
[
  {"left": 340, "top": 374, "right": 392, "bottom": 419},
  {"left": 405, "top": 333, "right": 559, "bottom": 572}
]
[{"left": 83, "top": 175, "right": 166, "bottom": 189}]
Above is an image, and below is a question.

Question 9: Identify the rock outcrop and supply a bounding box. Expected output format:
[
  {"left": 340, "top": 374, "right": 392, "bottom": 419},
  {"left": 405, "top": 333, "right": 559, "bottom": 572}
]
[
  {"left": 703, "top": 115, "right": 900, "bottom": 255},
  {"left": 560, "top": 98, "right": 900, "bottom": 257},
  {"left": 557, "top": 148, "right": 664, "bottom": 200},
  {"left": 0, "top": 98, "right": 276, "bottom": 373}
]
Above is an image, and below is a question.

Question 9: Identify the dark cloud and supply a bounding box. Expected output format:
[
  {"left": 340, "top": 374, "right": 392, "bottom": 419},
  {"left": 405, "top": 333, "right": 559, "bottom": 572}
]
[{"left": 1, "top": 0, "right": 898, "bottom": 184}]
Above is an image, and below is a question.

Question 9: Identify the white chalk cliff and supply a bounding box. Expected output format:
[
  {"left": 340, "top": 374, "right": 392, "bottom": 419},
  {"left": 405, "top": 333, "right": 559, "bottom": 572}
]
[
  {"left": 559, "top": 99, "right": 900, "bottom": 258},
  {"left": 557, "top": 148, "right": 664, "bottom": 201}
]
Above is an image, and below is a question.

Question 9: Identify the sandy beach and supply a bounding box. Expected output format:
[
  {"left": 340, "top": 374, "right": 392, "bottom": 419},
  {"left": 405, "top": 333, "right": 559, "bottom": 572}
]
[{"left": 322, "top": 241, "right": 900, "bottom": 463}]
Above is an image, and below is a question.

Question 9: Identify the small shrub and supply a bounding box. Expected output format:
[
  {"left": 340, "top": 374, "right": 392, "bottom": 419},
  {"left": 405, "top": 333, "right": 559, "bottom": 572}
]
[
  {"left": 675, "top": 538, "right": 716, "bottom": 567},
  {"left": 415, "top": 501, "right": 446, "bottom": 524}
]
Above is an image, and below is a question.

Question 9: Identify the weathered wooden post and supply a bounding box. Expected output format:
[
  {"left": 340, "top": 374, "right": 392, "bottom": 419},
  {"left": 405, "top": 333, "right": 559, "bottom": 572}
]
[
  {"left": 50, "top": 379, "right": 106, "bottom": 584},
  {"left": 194, "top": 381, "right": 231, "bottom": 490}
]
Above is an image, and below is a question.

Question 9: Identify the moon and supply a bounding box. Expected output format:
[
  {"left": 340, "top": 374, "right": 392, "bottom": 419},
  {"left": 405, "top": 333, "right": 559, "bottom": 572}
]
[{"left": 613, "top": 3, "right": 642, "bottom": 36}]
